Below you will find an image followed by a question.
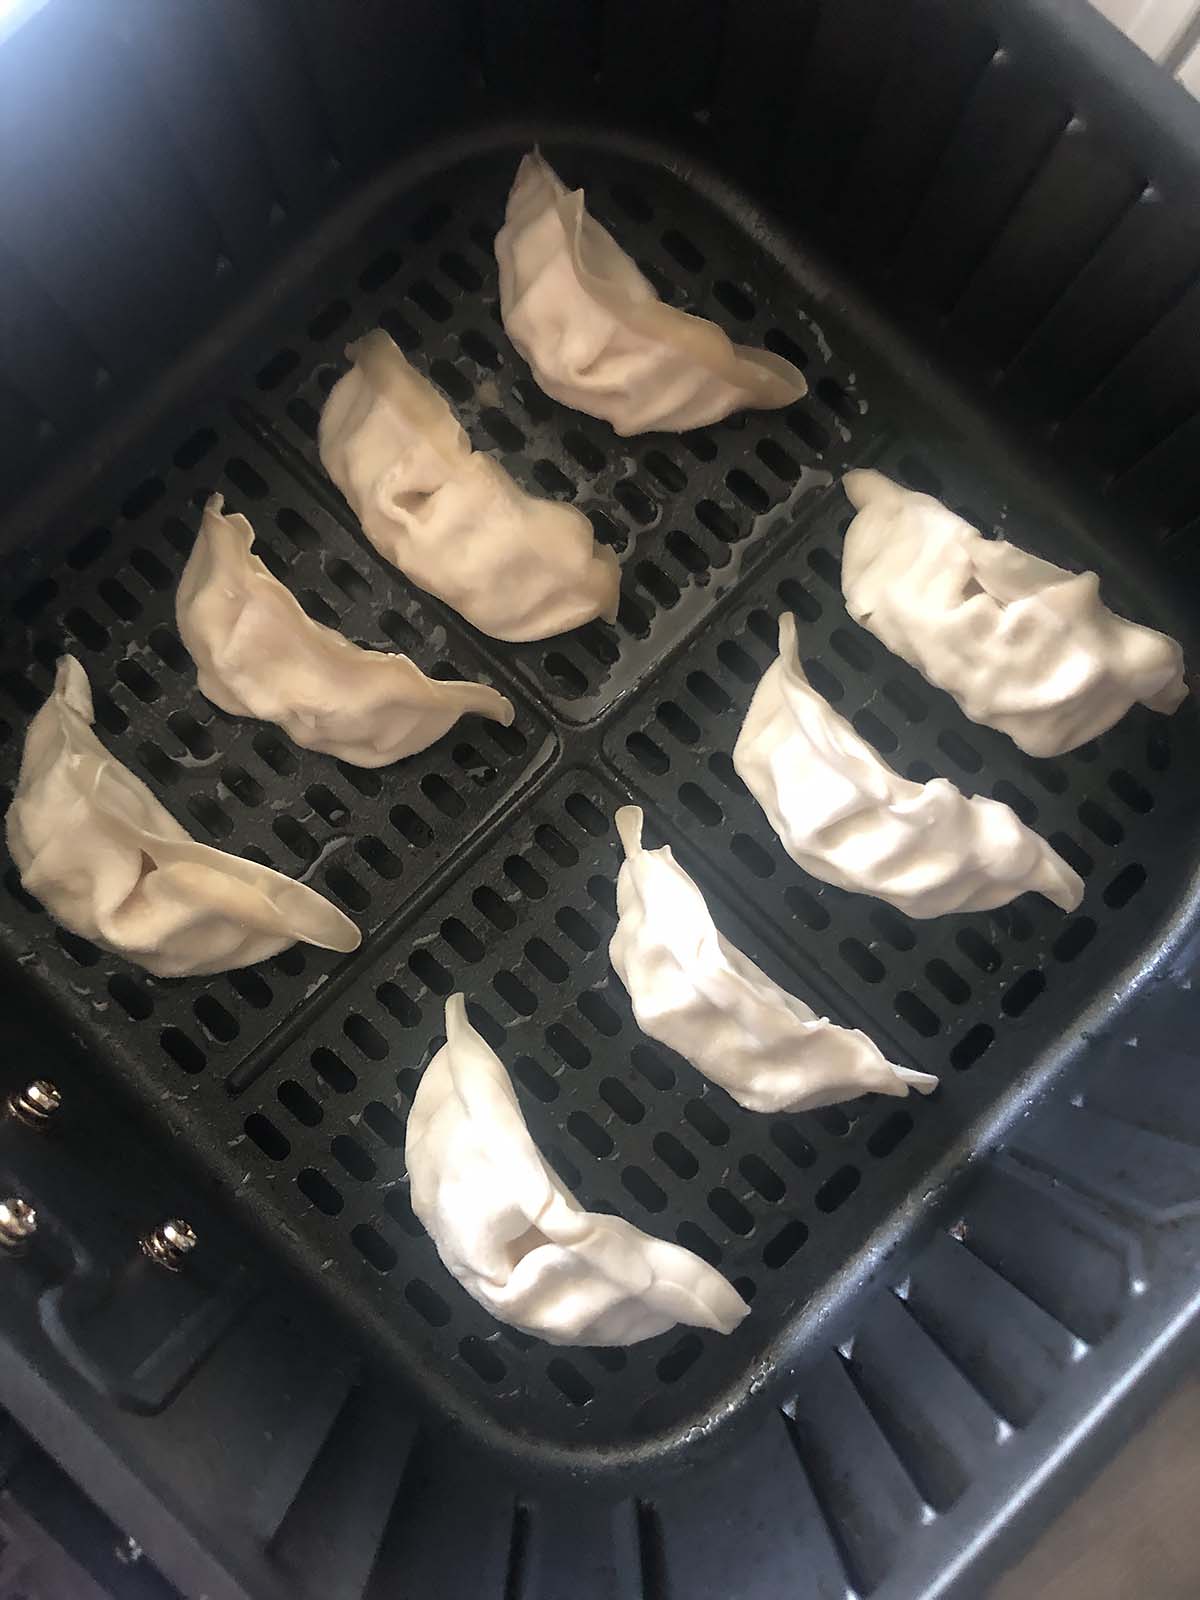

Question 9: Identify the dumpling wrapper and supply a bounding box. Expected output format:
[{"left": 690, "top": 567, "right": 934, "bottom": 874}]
[
  {"left": 842, "top": 469, "right": 1187, "bottom": 757},
  {"left": 610, "top": 806, "right": 936, "bottom": 1113},
  {"left": 318, "top": 329, "right": 619, "bottom": 642},
  {"left": 406, "top": 994, "right": 750, "bottom": 1346},
  {"left": 176, "top": 494, "right": 514, "bottom": 767},
  {"left": 495, "top": 150, "right": 807, "bottom": 435},
  {"left": 733, "top": 615, "right": 1084, "bottom": 919},
  {"left": 6, "top": 656, "right": 361, "bottom": 977}
]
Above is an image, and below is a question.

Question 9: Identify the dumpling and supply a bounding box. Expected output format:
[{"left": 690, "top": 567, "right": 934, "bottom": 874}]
[
  {"left": 176, "top": 494, "right": 515, "bottom": 767},
  {"left": 609, "top": 807, "right": 936, "bottom": 1113},
  {"left": 318, "top": 329, "right": 619, "bottom": 641},
  {"left": 5, "top": 656, "right": 361, "bottom": 977},
  {"left": 494, "top": 150, "right": 807, "bottom": 435},
  {"left": 842, "top": 469, "right": 1187, "bottom": 757},
  {"left": 406, "top": 994, "right": 750, "bottom": 1345},
  {"left": 733, "top": 615, "right": 1084, "bottom": 919}
]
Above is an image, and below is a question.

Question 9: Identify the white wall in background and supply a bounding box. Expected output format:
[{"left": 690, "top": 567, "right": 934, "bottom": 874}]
[
  {"left": 1176, "top": 36, "right": 1200, "bottom": 90},
  {"left": 1091, "top": 0, "right": 1200, "bottom": 93},
  {"left": 1091, "top": 0, "right": 1198, "bottom": 57}
]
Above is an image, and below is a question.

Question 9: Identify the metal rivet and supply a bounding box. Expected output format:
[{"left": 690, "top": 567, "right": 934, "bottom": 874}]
[
  {"left": 0, "top": 1197, "right": 37, "bottom": 1250},
  {"left": 6, "top": 1080, "right": 62, "bottom": 1130},
  {"left": 140, "top": 1218, "right": 197, "bottom": 1271}
]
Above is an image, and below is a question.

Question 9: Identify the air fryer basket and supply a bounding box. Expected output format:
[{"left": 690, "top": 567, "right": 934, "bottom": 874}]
[{"left": 2, "top": 1, "right": 1200, "bottom": 1596}]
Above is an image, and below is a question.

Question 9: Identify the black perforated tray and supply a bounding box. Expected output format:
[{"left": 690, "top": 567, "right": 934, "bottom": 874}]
[{"left": 0, "top": 134, "right": 1196, "bottom": 1471}]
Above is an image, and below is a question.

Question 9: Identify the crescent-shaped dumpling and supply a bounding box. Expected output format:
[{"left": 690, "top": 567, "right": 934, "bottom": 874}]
[
  {"left": 318, "top": 329, "right": 619, "bottom": 642},
  {"left": 841, "top": 469, "right": 1187, "bottom": 757},
  {"left": 610, "top": 806, "right": 936, "bottom": 1113},
  {"left": 733, "top": 615, "right": 1085, "bottom": 919},
  {"left": 495, "top": 150, "right": 807, "bottom": 435},
  {"left": 405, "top": 994, "right": 750, "bottom": 1346},
  {"left": 6, "top": 657, "right": 361, "bottom": 976},
  {"left": 176, "top": 495, "right": 514, "bottom": 767}
]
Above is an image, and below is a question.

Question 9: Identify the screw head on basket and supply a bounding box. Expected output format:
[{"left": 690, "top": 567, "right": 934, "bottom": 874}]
[
  {"left": 0, "top": 1197, "right": 37, "bottom": 1250},
  {"left": 140, "top": 1218, "right": 198, "bottom": 1271},
  {"left": 5, "top": 1079, "right": 62, "bottom": 1130},
  {"left": 114, "top": 1535, "right": 144, "bottom": 1566}
]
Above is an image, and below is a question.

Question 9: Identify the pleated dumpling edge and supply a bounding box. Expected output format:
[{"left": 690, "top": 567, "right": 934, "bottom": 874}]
[
  {"left": 841, "top": 468, "right": 1187, "bottom": 757},
  {"left": 733, "top": 614, "right": 1085, "bottom": 919},
  {"left": 6, "top": 656, "right": 361, "bottom": 977},
  {"left": 405, "top": 994, "right": 750, "bottom": 1345},
  {"left": 609, "top": 805, "right": 938, "bottom": 1113},
  {"left": 176, "top": 494, "right": 514, "bottom": 766},
  {"left": 495, "top": 148, "right": 807, "bottom": 435},
  {"left": 318, "top": 328, "right": 620, "bottom": 642}
]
